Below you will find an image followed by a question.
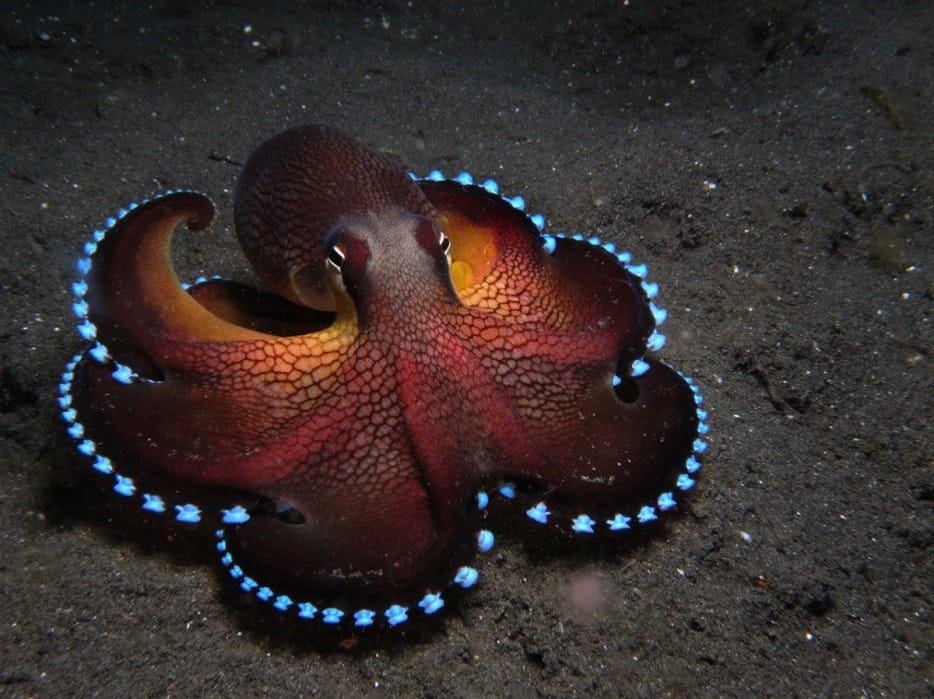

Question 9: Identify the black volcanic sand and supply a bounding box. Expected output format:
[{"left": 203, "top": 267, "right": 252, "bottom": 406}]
[{"left": 1, "top": 2, "right": 930, "bottom": 696}]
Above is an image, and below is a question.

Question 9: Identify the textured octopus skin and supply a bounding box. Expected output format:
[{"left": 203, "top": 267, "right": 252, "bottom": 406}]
[{"left": 60, "top": 125, "right": 707, "bottom": 628}]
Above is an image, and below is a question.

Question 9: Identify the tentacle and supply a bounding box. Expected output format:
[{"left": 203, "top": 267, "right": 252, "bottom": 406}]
[
  {"left": 69, "top": 194, "right": 362, "bottom": 494},
  {"left": 223, "top": 456, "right": 476, "bottom": 601},
  {"left": 78, "top": 192, "right": 272, "bottom": 377},
  {"left": 418, "top": 178, "right": 703, "bottom": 531},
  {"left": 216, "top": 506, "right": 496, "bottom": 628},
  {"left": 502, "top": 372, "right": 708, "bottom": 534},
  {"left": 421, "top": 181, "right": 653, "bottom": 363},
  {"left": 518, "top": 359, "right": 700, "bottom": 506}
]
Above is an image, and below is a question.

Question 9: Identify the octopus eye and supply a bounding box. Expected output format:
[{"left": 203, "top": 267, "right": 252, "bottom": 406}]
[
  {"left": 438, "top": 231, "right": 451, "bottom": 255},
  {"left": 326, "top": 245, "right": 346, "bottom": 271}
]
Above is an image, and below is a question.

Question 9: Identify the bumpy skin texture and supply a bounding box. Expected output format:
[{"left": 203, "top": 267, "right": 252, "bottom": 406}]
[
  {"left": 234, "top": 125, "right": 438, "bottom": 311},
  {"left": 72, "top": 125, "right": 699, "bottom": 605}
]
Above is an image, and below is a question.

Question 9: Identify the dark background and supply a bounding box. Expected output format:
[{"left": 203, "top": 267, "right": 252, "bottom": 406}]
[{"left": 1, "top": 1, "right": 930, "bottom": 696}]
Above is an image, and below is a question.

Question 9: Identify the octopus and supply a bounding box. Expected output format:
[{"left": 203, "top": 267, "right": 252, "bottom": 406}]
[{"left": 59, "top": 125, "right": 708, "bottom": 628}]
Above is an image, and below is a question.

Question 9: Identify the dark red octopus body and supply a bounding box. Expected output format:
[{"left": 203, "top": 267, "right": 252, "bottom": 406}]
[{"left": 66, "top": 125, "right": 702, "bottom": 624}]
